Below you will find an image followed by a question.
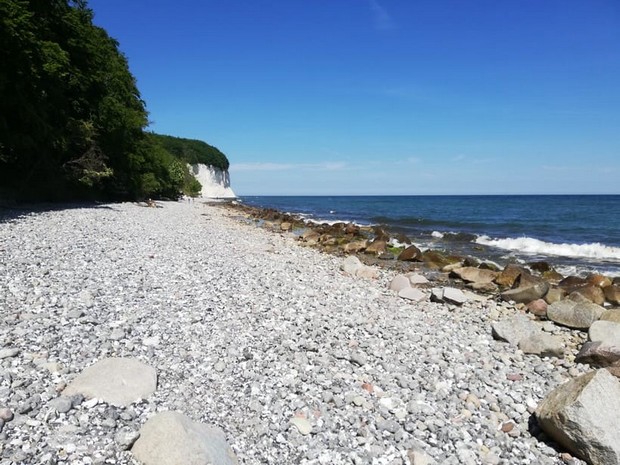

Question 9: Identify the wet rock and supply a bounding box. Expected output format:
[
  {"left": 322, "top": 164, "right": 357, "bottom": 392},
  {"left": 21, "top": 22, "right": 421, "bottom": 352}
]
[
  {"left": 365, "top": 239, "right": 387, "bottom": 255},
  {"left": 603, "top": 285, "right": 620, "bottom": 305},
  {"left": 495, "top": 264, "right": 527, "bottom": 288},
  {"left": 569, "top": 285, "right": 605, "bottom": 306},
  {"left": 558, "top": 276, "right": 588, "bottom": 294},
  {"left": 536, "top": 369, "right": 620, "bottom": 465},
  {"left": 421, "top": 250, "right": 458, "bottom": 269},
  {"left": 343, "top": 240, "right": 367, "bottom": 253},
  {"left": 397, "top": 245, "right": 423, "bottom": 261},
  {"left": 586, "top": 274, "right": 612, "bottom": 288}
]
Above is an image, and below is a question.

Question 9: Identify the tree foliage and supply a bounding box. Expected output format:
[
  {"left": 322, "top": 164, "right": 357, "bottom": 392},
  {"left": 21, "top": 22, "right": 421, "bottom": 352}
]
[
  {"left": 0, "top": 0, "right": 227, "bottom": 201},
  {"left": 149, "top": 133, "right": 229, "bottom": 171}
]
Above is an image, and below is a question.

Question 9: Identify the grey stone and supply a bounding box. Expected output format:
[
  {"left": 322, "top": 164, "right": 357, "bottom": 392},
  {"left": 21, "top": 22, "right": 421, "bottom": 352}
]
[
  {"left": 536, "top": 369, "right": 620, "bottom": 465},
  {"left": 442, "top": 287, "right": 467, "bottom": 306},
  {"left": 501, "top": 281, "right": 549, "bottom": 304},
  {"left": 589, "top": 320, "right": 620, "bottom": 346},
  {"left": 49, "top": 397, "right": 73, "bottom": 414},
  {"left": 518, "top": 333, "right": 564, "bottom": 358},
  {"left": 389, "top": 275, "right": 410, "bottom": 292},
  {"left": 0, "top": 348, "right": 19, "bottom": 359},
  {"left": 342, "top": 256, "right": 363, "bottom": 275},
  {"left": 407, "top": 273, "right": 429, "bottom": 285},
  {"left": 398, "top": 287, "right": 426, "bottom": 302},
  {"left": 547, "top": 300, "right": 605, "bottom": 329},
  {"left": 116, "top": 429, "right": 141, "bottom": 450},
  {"left": 491, "top": 315, "right": 540, "bottom": 346},
  {"left": 63, "top": 357, "right": 157, "bottom": 407},
  {"left": 132, "top": 411, "right": 238, "bottom": 465}
]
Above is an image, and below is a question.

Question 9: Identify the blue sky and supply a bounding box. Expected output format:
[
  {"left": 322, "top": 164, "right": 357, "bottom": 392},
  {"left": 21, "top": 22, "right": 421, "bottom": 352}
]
[{"left": 89, "top": 0, "right": 620, "bottom": 195}]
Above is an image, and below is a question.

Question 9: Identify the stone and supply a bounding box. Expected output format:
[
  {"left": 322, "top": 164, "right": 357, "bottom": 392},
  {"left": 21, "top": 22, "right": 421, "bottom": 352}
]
[
  {"left": 116, "top": 429, "right": 141, "bottom": 450},
  {"left": 442, "top": 287, "right": 467, "bottom": 306},
  {"left": 586, "top": 274, "right": 612, "bottom": 288},
  {"left": 407, "top": 449, "right": 436, "bottom": 465},
  {"left": 542, "top": 269, "right": 564, "bottom": 283},
  {"left": 518, "top": 333, "right": 564, "bottom": 358},
  {"left": 290, "top": 416, "right": 312, "bottom": 435},
  {"left": 398, "top": 287, "right": 426, "bottom": 302},
  {"left": 604, "top": 285, "right": 620, "bottom": 305},
  {"left": 589, "top": 320, "right": 620, "bottom": 346},
  {"left": 356, "top": 266, "right": 378, "bottom": 279},
  {"left": 132, "top": 411, "right": 238, "bottom": 465},
  {"left": 421, "top": 250, "right": 458, "bottom": 269},
  {"left": 342, "top": 256, "right": 363, "bottom": 275},
  {"left": 569, "top": 286, "right": 605, "bottom": 306},
  {"left": 495, "top": 264, "right": 527, "bottom": 288},
  {"left": 526, "top": 299, "right": 548, "bottom": 317},
  {"left": 450, "top": 267, "right": 498, "bottom": 285},
  {"left": 575, "top": 342, "right": 620, "bottom": 368},
  {"left": 280, "top": 222, "right": 292, "bottom": 232},
  {"left": 536, "top": 369, "right": 620, "bottom": 465},
  {"left": 558, "top": 276, "right": 588, "bottom": 294},
  {"left": 0, "top": 348, "right": 19, "bottom": 359},
  {"left": 600, "top": 309, "right": 620, "bottom": 324},
  {"left": 547, "top": 300, "right": 605, "bottom": 330},
  {"left": 343, "top": 240, "right": 367, "bottom": 253},
  {"left": 63, "top": 358, "right": 157, "bottom": 407},
  {"left": 49, "top": 397, "right": 73, "bottom": 414},
  {"left": 0, "top": 408, "right": 14, "bottom": 421},
  {"left": 398, "top": 245, "right": 423, "bottom": 261},
  {"left": 544, "top": 288, "right": 566, "bottom": 304},
  {"left": 491, "top": 315, "right": 540, "bottom": 346},
  {"left": 389, "top": 275, "right": 411, "bottom": 292},
  {"left": 365, "top": 240, "right": 387, "bottom": 255},
  {"left": 407, "top": 272, "right": 429, "bottom": 285},
  {"left": 500, "top": 281, "right": 549, "bottom": 304}
]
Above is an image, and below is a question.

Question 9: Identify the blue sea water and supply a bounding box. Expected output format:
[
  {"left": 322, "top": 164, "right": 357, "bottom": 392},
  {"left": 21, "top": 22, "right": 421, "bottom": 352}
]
[{"left": 240, "top": 195, "right": 620, "bottom": 276}]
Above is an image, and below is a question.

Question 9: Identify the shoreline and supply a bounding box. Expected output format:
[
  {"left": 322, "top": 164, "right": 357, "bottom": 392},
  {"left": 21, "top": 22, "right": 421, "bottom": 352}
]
[{"left": 0, "top": 200, "right": 617, "bottom": 464}]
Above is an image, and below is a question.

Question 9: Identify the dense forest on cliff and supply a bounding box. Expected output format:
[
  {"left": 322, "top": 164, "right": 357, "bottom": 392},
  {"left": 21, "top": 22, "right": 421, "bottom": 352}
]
[{"left": 0, "top": 0, "right": 227, "bottom": 201}]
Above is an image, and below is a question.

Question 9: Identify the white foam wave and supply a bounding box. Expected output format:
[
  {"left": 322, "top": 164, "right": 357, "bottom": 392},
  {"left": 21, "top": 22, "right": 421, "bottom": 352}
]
[
  {"left": 475, "top": 236, "right": 620, "bottom": 261},
  {"left": 431, "top": 231, "right": 444, "bottom": 238}
]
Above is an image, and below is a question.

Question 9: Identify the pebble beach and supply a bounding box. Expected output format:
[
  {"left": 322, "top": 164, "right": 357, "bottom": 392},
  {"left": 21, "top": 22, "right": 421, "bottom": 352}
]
[{"left": 0, "top": 200, "right": 597, "bottom": 464}]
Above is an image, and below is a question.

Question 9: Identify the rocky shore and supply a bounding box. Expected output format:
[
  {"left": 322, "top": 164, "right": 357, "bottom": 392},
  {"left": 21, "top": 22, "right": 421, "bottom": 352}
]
[{"left": 1, "top": 200, "right": 619, "bottom": 464}]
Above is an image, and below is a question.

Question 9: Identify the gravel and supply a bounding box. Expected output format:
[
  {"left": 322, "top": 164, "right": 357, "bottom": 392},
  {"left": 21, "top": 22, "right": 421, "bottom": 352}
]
[{"left": 0, "top": 201, "right": 588, "bottom": 464}]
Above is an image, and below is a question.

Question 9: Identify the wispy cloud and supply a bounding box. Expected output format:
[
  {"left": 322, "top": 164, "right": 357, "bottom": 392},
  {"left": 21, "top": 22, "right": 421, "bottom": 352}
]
[
  {"left": 368, "top": 0, "right": 394, "bottom": 30},
  {"left": 231, "top": 162, "right": 347, "bottom": 172}
]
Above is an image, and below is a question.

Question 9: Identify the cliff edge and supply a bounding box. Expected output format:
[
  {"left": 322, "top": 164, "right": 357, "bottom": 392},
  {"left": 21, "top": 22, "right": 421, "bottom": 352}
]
[{"left": 191, "top": 164, "right": 236, "bottom": 199}]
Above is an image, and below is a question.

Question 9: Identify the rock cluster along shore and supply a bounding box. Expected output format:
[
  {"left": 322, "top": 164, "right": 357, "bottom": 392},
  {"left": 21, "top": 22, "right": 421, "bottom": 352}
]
[{"left": 1, "top": 201, "right": 619, "bottom": 465}]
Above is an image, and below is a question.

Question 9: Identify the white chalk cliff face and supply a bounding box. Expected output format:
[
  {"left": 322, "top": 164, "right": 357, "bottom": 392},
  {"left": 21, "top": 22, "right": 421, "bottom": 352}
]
[{"left": 190, "top": 164, "right": 236, "bottom": 198}]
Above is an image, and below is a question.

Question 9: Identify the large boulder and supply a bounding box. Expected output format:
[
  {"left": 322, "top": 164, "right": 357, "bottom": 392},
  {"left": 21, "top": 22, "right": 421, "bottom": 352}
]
[
  {"left": 491, "top": 315, "right": 540, "bottom": 346},
  {"left": 500, "top": 281, "right": 549, "bottom": 304},
  {"left": 63, "top": 358, "right": 157, "bottom": 407},
  {"left": 365, "top": 240, "right": 387, "bottom": 255},
  {"left": 536, "top": 369, "right": 620, "bottom": 465},
  {"left": 569, "top": 285, "right": 606, "bottom": 306},
  {"left": 547, "top": 300, "right": 605, "bottom": 330},
  {"left": 342, "top": 239, "right": 368, "bottom": 253},
  {"left": 450, "top": 267, "right": 498, "bottom": 285},
  {"left": 518, "top": 333, "right": 564, "bottom": 358},
  {"left": 495, "top": 264, "right": 527, "bottom": 288},
  {"left": 600, "top": 309, "right": 620, "bottom": 324},
  {"left": 576, "top": 342, "right": 620, "bottom": 368},
  {"left": 589, "top": 320, "right": 620, "bottom": 346},
  {"left": 397, "top": 245, "right": 423, "bottom": 261},
  {"left": 604, "top": 285, "right": 620, "bottom": 305},
  {"left": 132, "top": 411, "right": 238, "bottom": 465}
]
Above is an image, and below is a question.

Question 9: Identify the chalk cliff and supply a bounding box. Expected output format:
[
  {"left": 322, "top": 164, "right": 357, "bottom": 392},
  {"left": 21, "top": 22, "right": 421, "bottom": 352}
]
[{"left": 190, "top": 164, "right": 236, "bottom": 199}]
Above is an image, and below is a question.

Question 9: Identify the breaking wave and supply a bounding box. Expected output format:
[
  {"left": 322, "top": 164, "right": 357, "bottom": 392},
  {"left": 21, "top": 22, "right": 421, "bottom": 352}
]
[{"left": 475, "top": 236, "right": 620, "bottom": 261}]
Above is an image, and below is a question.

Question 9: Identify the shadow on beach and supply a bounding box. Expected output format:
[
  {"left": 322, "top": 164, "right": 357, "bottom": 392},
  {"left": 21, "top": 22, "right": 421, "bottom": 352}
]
[{"left": 0, "top": 201, "right": 119, "bottom": 224}]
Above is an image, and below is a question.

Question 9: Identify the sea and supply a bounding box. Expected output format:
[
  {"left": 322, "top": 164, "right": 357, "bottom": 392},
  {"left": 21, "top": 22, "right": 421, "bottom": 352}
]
[{"left": 239, "top": 195, "right": 620, "bottom": 277}]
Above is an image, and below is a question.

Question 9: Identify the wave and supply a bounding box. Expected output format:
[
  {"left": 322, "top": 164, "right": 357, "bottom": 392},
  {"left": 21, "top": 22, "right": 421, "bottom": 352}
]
[{"left": 475, "top": 236, "right": 620, "bottom": 261}]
